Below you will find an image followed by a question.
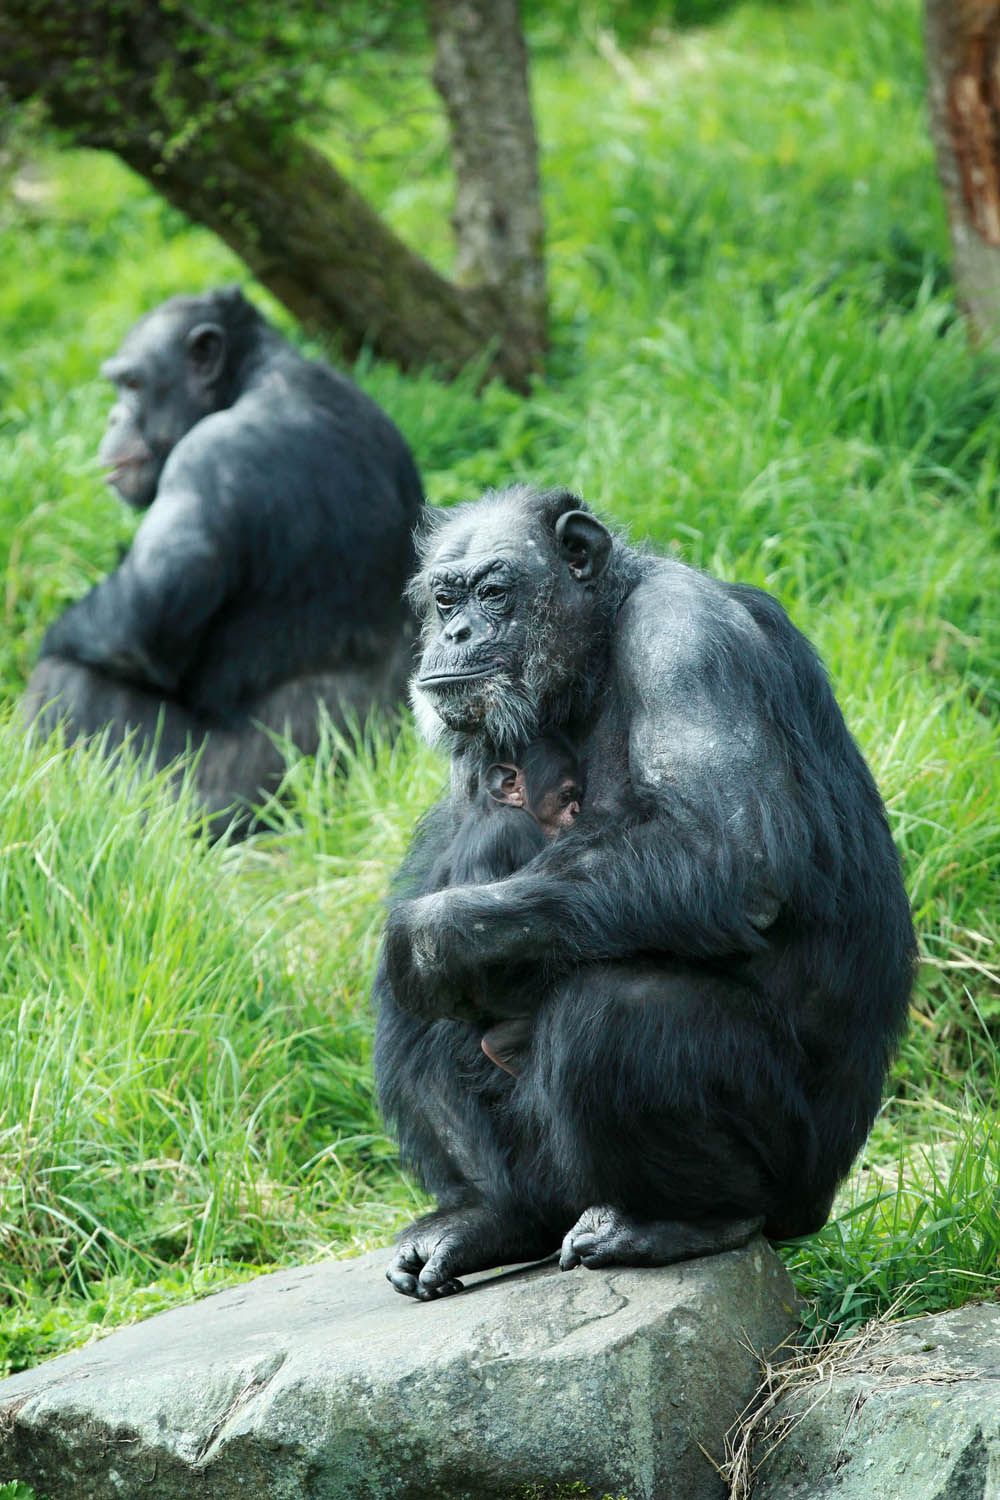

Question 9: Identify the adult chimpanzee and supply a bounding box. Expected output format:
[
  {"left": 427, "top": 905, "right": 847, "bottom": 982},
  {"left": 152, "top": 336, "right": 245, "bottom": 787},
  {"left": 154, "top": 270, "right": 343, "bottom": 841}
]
[
  {"left": 374, "top": 485, "right": 915, "bottom": 1300},
  {"left": 23, "top": 287, "right": 424, "bottom": 825},
  {"left": 429, "top": 733, "right": 583, "bottom": 1075}
]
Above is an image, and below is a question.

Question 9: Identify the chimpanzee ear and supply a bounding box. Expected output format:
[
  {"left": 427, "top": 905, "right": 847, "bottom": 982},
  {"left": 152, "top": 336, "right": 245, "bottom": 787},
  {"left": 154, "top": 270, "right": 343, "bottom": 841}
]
[
  {"left": 555, "top": 510, "right": 612, "bottom": 582},
  {"left": 484, "top": 763, "right": 522, "bottom": 804},
  {"left": 185, "top": 323, "right": 227, "bottom": 385}
]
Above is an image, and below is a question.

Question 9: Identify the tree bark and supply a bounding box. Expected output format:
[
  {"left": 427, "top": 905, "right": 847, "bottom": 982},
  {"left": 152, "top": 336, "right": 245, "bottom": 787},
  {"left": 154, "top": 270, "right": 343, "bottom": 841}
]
[
  {"left": 925, "top": 0, "right": 1000, "bottom": 345},
  {"left": 427, "top": 0, "right": 547, "bottom": 366},
  {"left": 0, "top": 0, "right": 544, "bottom": 388}
]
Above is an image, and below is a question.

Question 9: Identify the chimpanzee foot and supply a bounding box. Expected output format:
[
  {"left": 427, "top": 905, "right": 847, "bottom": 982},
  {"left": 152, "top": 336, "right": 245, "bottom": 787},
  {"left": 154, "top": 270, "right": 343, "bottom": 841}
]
[
  {"left": 387, "top": 1207, "right": 554, "bottom": 1301},
  {"left": 559, "top": 1205, "right": 765, "bottom": 1271}
]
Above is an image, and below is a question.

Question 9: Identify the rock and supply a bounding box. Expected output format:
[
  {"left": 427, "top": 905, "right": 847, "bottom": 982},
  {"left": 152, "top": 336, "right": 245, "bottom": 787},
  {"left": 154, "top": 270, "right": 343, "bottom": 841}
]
[
  {"left": 752, "top": 1302, "right": 1000, "bottom": 1500},
  {"left": 0, "top": 1240, "right": 797, "bottom": 1500}
]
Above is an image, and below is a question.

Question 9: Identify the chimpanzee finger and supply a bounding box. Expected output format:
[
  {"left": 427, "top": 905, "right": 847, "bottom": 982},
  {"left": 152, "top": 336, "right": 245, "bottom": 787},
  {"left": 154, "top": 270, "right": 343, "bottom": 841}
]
[
  {"left": 416, "top": 1276, "right": 464, "bottom": 1300},
  {"left": 418, "top": 1237, "right": 470, "bottom": 1293},
  {"left": 559, "top": 1233, "right": 581, "bottom": 1271},
  {"left": 570, "top": 1233, "right": 598, "bottom": 1258},
  {"left": 386, "top": 1265, "right": 419, "bottom": 1297},
  {"left": 386, "top": 1239, "right": 427, "bottom": 1297}
]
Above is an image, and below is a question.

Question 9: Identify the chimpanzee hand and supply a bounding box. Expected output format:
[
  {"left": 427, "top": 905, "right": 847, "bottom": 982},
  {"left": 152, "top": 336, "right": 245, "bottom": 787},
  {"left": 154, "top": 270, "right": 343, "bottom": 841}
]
[
  {"left": 384, "top": 894, "right": 480, "bottom": 1021},
  {"left": 385, "top": 882, "right": 563, "bottom": 1020}
]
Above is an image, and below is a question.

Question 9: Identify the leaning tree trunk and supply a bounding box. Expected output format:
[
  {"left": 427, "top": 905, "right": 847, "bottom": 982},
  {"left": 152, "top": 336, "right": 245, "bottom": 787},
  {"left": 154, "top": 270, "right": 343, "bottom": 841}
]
[
  {"left": 925, "top": 0, "right": 1000, "bottom": 345},
  {"left": 0, "top": 0, "right": 545, "bottom": 389}
]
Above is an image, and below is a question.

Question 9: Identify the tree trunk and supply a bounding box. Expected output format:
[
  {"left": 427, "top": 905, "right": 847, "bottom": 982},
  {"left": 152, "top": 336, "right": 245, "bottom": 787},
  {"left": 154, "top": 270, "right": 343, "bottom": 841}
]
[
  {"left": 427, "top": 0, "right": 547, "bottom": 367},
  {"left": 0, "top": 0, "right": 544, "bottom": 388},
  {"left": 925, "top": 0, "right": 1000, "bottom": 345}
]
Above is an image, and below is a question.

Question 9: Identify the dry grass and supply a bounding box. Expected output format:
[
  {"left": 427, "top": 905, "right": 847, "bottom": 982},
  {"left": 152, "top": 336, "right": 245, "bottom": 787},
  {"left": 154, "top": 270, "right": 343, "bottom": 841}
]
[{"left": 716, "top": 1301, "right": 984, "bottom": 1499}]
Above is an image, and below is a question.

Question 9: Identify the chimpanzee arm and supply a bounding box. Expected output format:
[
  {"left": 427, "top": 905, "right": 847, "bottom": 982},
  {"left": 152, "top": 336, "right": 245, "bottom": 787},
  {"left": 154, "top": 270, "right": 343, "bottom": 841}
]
[
  {"left": 39, "top": 487, "right": 232, "bottom": 695},
  {"left": 386, "top": 585, "right": 827, "bottom": 1018}
]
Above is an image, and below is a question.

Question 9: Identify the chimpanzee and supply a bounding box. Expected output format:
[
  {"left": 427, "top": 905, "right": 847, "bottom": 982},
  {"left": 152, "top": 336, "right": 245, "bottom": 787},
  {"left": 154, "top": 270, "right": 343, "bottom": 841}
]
[
  {"left": 429, "top": 733, "right": 583, "bottom": 1075},
  {"left": 23, "top": 287, "right": 424, "bottom": 826},
  {"left": 374, "top": 485, "right": 915, "bottom": 1300}
]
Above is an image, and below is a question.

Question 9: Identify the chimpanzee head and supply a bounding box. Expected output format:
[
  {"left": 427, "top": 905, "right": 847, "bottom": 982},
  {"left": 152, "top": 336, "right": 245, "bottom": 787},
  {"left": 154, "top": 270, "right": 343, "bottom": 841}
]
[
  {"left": 97, "top": 286, "right": 262, "bottom": 509},
  {"left": 485, "top": 733, "right": 583, "bottom": 835},
  {"left": 408, "top": 487, "right": 621, "bottom": 752}
]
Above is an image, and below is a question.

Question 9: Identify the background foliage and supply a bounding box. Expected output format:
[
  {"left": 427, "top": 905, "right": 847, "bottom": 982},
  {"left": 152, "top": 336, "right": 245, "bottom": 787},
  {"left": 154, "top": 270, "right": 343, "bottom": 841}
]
[{"left": 0, "top": 0, "right": 997, "bottom": 1378}]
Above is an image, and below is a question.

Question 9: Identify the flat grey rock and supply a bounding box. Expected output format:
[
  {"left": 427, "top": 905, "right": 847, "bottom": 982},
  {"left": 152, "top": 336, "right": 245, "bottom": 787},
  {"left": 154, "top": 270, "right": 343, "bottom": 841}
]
[
  {"left": 0, "top": 1241, "right": 797, "bottom": 1500},
  {"left": 753, "top": 1302, "right": 1000, "bottom": 1500}
]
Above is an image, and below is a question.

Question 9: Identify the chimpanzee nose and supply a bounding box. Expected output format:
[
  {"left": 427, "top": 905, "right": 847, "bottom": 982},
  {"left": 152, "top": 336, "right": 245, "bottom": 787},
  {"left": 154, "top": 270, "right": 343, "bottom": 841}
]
[{"left": 444, "top": 614, "right": 473, "bottom": 644}]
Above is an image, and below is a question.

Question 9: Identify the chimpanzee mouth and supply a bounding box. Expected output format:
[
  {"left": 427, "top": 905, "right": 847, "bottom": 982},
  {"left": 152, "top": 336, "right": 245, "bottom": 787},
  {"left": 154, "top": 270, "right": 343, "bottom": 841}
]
[
  {"left": 416, "top": 666, "right": 499, "bottom": 689},
  {"left": 103, "top": 453, "right": 159, "bottom": 510},
  {"left": 104, "top": 454, "right": 154, "bottom": 484}
]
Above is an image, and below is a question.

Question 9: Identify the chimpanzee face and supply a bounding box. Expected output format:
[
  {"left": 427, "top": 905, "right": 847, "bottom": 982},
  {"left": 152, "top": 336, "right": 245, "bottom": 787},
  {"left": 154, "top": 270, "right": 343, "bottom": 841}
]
[
  {"left": 485, "top": 746, "right": 582, "bottom": 834},
  {"left": 97, "top": 303, "right": 228, "bottom": 510},
  {"left": 409, "top": 492, "right": 612, "bottom": 750},
  {"left": 530, "top": 770, "right": 582, "bottom": 834},
  {"left": 417, "top": 548, "right": 536, "bottom": 730}
]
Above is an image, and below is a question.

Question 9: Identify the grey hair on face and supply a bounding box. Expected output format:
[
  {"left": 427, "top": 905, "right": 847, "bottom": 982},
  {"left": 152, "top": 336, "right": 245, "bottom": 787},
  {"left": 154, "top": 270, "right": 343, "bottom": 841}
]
[
  {"left": 410, "top": 681, "right": 448, "bottom": 748},
  {"left": 406, "top": 487, "right": 629, "bottom": 752},
  {"left": 407, "top": 571, "right": 563, "bottom": 755},
  {"left": 477, "top": 671, "right": 542, "bottom": 754},
  {"left": 409, "top": 670, "right": 541, "bottom": 756}
]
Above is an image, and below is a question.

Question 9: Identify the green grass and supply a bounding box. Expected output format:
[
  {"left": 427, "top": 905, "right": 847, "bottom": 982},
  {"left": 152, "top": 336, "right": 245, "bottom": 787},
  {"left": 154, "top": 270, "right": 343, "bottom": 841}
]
[{"left": 0, "top": 0, "right": 997, "bottom": 1383}]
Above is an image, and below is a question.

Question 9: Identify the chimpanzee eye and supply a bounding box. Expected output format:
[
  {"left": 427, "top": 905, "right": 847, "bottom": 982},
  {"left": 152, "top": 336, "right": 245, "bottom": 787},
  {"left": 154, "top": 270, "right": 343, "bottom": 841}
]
[
  {"left": 434, "top": 590, "right": 457, "bottom": 615},
  {"left": 480, "top": 584, "right": 509, "bottom": 607},
  {"left": 120, "top": 373, "right": 143, "bottom": 393}
]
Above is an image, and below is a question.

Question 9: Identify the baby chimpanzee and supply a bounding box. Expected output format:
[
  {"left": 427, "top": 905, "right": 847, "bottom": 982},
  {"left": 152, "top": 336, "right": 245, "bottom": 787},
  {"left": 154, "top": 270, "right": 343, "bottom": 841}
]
[{"left": 432, "top": 734, "right": 582, "bottom": 1076}]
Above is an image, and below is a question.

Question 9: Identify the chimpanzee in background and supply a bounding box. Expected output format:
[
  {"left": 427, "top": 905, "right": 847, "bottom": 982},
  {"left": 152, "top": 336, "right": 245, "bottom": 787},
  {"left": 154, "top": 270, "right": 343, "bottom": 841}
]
[
  {"left": 374, "top": 485, "right": 915, "bottom": 1299},
  {"left": 429, "top": 733, "right": 583, "bottom": 1075},
  {"left": 23, "top": 287, "right": 424, "bottom": 826}
]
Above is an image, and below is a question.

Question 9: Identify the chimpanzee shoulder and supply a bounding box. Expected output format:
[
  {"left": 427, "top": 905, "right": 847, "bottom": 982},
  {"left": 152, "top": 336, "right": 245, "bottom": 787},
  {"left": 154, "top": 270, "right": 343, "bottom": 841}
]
[{"left": 608, "top": 559, "right": 778, "bottom": 708}]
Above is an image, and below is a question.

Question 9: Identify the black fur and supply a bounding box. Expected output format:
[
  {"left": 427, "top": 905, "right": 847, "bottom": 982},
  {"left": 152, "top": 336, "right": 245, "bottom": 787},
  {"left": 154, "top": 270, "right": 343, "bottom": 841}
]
[
  {"left": 431, "top": 781, "right": 545, "bottom": 890},
  {"left": 374, "top": 485, "right": 915, "bottom": 1299},
  {"left": 429, "top": 735, "right": 582, "bottom": 1075},
  {"left": 24, "top": 287, "right": 424, "bottom": 825},
  {"left": 430, "top": 734, "right": 579, "bottom": 890}
]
